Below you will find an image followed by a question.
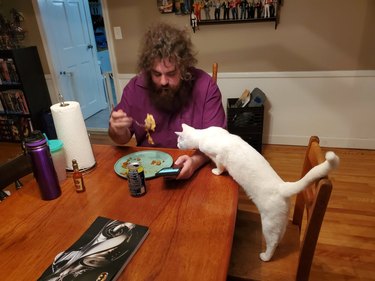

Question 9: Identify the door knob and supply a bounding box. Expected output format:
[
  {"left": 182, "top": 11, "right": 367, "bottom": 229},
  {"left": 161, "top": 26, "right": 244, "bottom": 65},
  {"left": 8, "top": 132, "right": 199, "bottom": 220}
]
[
  {"left": 59, "top": 71, "right": 73, "bottom": 76},
  {"left": 87, "top": 44, "right": 93, "bottom": 49}
]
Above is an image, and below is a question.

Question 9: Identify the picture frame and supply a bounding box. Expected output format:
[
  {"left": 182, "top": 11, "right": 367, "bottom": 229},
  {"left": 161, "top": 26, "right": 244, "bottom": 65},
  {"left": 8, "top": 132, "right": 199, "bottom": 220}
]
[
  {"left": 157, "top": 0, "right": 175, "bottom": 14},
  {"left": 157, "top": 0, "right": 193, "bottom": 15}
]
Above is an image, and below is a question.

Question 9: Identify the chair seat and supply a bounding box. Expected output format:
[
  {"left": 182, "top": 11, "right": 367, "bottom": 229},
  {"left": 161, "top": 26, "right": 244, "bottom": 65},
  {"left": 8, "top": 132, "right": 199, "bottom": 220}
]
[
  {"left": 0, "top": 154, "right": 32, "bottom": 190},
  {"left": 228, "top": 210, "right": 300, "bottom": 281}
]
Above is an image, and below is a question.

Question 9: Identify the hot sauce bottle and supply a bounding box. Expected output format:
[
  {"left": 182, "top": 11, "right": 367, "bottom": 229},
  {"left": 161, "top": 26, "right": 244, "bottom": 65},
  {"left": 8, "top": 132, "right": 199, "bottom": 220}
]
[{"left": 72, "top": 159, "right": 85, "bottom": 193}]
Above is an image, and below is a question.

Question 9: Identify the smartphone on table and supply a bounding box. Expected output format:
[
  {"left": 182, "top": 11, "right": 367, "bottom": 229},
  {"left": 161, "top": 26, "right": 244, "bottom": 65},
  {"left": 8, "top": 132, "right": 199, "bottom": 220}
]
[{"left": 155, "top": 167, "right": 181, "bottom": 179}]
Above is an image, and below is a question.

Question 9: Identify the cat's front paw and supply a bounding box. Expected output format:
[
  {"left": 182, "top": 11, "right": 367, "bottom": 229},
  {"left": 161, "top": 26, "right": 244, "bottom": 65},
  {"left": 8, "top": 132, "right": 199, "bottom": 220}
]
[
  {"left": 259, "top": 252, "right": 271, "bottom": 262},
  {"left": 212, "top": 168, "right": 222, "bottom": 175}
]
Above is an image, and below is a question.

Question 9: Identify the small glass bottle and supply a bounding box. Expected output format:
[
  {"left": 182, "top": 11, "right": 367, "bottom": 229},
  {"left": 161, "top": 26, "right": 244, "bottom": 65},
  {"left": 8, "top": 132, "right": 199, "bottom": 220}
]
[{"left": 72, "top": 159, "right": 85, "bottom": 193}]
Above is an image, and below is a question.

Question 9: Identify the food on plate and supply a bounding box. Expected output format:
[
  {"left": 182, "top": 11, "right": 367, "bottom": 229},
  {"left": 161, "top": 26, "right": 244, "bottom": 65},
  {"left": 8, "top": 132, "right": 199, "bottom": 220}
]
[
  {"left": 151, "top": 160, "right": 162, "bottom": 165},
  {"left": 121, "top": 160, "right": 130, "bottom": 169},
  {"left": 121, "top": 157, "right": 141, "bottom": 168}
]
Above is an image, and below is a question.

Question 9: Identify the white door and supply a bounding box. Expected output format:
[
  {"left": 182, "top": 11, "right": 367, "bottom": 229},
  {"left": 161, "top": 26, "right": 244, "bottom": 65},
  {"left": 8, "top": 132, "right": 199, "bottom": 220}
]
[{"left": 36, "top": 0, "right": 107, "bottom": 119}]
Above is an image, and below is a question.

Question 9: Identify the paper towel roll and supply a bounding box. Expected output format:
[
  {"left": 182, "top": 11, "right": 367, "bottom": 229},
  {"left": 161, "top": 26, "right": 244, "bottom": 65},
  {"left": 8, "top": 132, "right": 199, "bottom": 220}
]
[{"left": 50, "top": 101, "right": 96, "bottom": 171}]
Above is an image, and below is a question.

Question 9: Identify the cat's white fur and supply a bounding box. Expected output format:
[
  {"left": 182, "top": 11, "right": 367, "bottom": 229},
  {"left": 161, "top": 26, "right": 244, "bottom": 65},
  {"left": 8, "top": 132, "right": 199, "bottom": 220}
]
[{"left": 176, "top": 124, "right": 339, "bottom": 261}]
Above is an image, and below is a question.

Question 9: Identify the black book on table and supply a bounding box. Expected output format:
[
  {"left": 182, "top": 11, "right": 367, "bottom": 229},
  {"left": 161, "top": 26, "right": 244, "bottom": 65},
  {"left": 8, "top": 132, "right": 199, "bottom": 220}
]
[{"left": 38, "top": 216, "right": 149, "bottom": 281}]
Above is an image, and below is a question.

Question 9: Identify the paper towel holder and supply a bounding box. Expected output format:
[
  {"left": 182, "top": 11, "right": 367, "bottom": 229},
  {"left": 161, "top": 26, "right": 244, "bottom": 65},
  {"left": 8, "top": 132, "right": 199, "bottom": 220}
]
[{"left": 58, "top": 93, "right": 69, "bottom": 107}]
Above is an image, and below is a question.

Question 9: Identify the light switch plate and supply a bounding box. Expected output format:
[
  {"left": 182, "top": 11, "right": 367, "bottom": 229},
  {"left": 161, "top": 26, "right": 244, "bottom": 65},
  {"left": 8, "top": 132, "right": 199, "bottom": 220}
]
[{"left": 113, "top": 26, "right": 123, "bottom": 40}]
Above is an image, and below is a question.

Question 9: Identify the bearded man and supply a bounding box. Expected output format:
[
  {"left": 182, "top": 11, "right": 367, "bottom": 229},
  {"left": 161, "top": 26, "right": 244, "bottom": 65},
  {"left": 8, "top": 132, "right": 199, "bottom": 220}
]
[{"left": 109, "top": 22, "right": 225, "bottom": 179}]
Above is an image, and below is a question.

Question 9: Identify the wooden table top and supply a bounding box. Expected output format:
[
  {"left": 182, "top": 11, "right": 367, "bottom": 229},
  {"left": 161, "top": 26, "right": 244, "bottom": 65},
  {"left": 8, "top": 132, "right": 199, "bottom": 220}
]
[{"left": 0, "top": 144, "right": 239, "bottom": 281}]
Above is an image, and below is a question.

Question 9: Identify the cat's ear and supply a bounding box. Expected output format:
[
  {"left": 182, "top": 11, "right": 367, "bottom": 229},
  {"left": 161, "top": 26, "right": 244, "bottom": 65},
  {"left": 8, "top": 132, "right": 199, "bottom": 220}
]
[
  {"left": 182, "top": 123, "right": 193, "bottom": 130},
  {"left": 175, "top": 131, "right": 182, "bottom": 136}
]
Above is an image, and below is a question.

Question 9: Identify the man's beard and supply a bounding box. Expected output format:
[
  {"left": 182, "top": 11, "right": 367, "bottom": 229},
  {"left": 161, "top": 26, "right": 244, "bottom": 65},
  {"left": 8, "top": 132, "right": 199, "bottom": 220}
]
[{"left": 148, "top": 79, "right": 192, "bottom": 113}]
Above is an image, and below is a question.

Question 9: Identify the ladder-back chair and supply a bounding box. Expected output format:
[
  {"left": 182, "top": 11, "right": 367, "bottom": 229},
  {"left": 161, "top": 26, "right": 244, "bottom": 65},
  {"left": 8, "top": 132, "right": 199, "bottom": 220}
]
[
  {"left": 0, "top": 153, "right": 32, "bottom": 200},
  {"left": 212, "top": 62, "right": 218, "bottom": 83},
  {"left": 227, "top": 136, "right": 334, "bottom": 281}
]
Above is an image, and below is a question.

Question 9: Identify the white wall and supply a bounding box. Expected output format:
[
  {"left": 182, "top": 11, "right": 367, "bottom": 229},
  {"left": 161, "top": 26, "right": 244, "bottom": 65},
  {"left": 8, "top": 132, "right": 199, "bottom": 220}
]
[
  {"left": 46, "top": 71, "right": 375, "bottom": 149},
  {"left": 216, "top": 70, "right": 375, "bottom": 149}
]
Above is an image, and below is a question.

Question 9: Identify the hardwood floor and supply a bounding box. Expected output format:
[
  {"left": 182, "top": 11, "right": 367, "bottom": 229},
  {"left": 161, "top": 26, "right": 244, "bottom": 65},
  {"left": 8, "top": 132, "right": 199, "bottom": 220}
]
[
  {"left": 1, "top": 135, "right": 374, "bottom": 280},
  {"left": 239, "top": 144, "right": 375, "bottom": 281}
]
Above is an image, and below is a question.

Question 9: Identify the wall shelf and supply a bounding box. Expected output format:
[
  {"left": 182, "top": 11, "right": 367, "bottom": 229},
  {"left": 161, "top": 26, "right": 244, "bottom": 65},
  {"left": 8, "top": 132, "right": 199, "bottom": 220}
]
[
  {"left": 199, "top": 16, "right": 279, "bottom": 29},
  {"left": 190, "top": 1, "right": 282, "bottom": 31}
]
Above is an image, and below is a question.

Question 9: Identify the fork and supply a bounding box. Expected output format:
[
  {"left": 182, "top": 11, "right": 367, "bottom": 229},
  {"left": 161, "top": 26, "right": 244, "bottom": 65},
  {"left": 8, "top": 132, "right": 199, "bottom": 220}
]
[{"left": 133, "top": 119, "right": 145, "bottom": 128}]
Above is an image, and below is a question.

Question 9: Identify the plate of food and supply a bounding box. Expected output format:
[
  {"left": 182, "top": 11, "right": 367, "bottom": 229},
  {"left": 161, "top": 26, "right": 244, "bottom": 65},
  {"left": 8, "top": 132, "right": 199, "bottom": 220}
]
[{"left": 114, "top": 150, "right": 173, "bottom": 179}]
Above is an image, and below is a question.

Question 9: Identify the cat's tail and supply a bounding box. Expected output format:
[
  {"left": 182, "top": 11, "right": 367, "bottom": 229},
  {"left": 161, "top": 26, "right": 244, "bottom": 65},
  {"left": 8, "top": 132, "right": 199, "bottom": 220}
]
[{"left": 280, "top": 151, "right": 340, "bottom": 198}]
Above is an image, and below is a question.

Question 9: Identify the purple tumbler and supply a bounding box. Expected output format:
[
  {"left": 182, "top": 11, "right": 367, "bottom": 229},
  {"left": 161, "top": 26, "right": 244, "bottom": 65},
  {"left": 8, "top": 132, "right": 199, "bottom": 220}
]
[{"left": 25, "top": 130, "right": 61, "bottom": 200}]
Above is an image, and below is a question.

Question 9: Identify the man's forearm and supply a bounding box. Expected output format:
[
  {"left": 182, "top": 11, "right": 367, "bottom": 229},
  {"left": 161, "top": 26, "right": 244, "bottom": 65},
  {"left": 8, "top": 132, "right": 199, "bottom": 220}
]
[
  {"left": 108, "top": 127, "right": 132, "bottom": 145},
  {"left": 191, "top": 150, "right": 210, "bottom": 171}
]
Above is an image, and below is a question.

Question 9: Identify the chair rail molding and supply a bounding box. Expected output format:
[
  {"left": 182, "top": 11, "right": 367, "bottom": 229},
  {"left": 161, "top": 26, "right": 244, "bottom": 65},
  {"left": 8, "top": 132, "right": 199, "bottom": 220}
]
[{"left": 48, "top": 70, "right": 375, "bottom": 149}]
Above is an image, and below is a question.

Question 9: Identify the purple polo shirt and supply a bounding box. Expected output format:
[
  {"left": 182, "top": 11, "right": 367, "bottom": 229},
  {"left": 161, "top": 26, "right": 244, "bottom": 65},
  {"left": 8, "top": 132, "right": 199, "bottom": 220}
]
[{"left": 114, "top": 67, "right": 226, "bottom": 148}]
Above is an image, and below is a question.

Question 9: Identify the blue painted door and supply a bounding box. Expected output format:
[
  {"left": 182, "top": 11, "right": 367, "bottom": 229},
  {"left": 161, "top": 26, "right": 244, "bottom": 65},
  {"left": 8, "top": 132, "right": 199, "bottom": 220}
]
[{"left": 36, "top": 0, "right": 107, "bottom": 119}]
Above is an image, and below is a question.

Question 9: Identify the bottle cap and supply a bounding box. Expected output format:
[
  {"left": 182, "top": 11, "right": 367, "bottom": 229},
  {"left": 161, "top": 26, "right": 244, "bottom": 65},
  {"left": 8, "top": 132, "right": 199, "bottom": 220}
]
[
  {"left": 25, "top": 130, "right": 46, "bottom": 147},
  {"left": 48, "top": 139, "right": 64, "bottom": 152}
]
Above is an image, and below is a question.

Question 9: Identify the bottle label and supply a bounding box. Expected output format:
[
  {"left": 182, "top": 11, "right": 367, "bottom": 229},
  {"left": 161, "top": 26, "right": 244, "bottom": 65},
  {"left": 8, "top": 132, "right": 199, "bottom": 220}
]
[{"left": 74, "top": 178, "right": 84, "bottom": 192}]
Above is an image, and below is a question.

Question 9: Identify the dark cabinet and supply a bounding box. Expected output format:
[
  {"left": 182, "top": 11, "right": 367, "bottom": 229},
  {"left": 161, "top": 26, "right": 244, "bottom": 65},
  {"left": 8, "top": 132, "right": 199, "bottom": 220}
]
[{"left": 0, "top": 46, "right": 51, "bottom": 142}]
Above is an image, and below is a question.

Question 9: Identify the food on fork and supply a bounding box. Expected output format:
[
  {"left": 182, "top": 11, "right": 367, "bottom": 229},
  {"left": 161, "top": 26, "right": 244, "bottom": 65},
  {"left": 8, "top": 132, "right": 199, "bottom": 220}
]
[
  {"left": 145, "top": 114, "right": 156, "bottom": 131},
  {"left": 144, "top": 114, "right": 156, "bottom": 144}
]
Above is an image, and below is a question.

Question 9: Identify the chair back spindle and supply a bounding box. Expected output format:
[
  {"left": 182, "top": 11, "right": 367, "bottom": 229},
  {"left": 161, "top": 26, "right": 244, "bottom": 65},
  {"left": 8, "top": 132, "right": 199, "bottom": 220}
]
[{"left": 212, "top": 62, "right": 218, "bottom": 83}]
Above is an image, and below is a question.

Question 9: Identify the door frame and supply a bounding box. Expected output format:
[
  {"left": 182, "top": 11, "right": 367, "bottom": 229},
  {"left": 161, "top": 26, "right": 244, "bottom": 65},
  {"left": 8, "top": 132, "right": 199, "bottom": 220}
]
[
  {"left": 31, "top": 0, "right": 120, "bottom": 107},
  {"left": 100, "top": 0, "right": 120, "bottom": 104}
]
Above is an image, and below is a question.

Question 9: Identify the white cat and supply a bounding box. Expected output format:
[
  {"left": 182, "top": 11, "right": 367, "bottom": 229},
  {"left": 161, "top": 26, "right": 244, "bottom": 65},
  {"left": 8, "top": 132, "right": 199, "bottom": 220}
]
[{"left": 176, "top": 124, "right": 339, "bottom": 261}]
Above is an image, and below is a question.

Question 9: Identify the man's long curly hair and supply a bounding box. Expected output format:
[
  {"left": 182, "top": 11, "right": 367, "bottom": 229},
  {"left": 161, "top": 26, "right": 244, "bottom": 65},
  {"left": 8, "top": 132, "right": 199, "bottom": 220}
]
[{"left": 137, "top": 22, "right": 198, "bottom": 81}]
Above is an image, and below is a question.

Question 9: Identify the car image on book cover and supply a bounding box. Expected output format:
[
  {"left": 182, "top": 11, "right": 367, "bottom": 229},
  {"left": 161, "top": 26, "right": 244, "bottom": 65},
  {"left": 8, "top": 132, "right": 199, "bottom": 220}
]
[{"left": 38, "top": 216, "right": 149, "bottom": 281}]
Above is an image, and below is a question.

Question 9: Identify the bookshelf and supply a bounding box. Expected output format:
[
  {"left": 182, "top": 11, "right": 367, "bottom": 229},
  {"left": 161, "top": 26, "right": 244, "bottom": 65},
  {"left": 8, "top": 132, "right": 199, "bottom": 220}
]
[{"left": 0, "top": 46, "right": 51, "bottom": 142}]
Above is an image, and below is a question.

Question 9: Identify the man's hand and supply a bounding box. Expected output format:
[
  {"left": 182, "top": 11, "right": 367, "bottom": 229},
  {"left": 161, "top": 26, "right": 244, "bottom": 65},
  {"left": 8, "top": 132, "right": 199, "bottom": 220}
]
[
  {"left": 174, "top": 151, "right": 210, "bottom": 180},
  {"left": 110, "top": 109, "right": 133, "bottom": 130},
  {"left": 108, "top": 109, "right": 133, "bottom": 144}
]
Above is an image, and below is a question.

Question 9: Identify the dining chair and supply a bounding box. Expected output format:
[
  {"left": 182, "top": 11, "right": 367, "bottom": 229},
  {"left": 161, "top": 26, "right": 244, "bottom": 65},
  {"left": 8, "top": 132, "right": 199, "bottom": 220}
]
[
  {"left": 212, "top": 62, "right": 218, "bottom": 83},
  {"left": 227, "top": 136, "right": 334, "bottom": 281},
  {"left": 0, "top": 149, "right": 32, "bottom": 193}
]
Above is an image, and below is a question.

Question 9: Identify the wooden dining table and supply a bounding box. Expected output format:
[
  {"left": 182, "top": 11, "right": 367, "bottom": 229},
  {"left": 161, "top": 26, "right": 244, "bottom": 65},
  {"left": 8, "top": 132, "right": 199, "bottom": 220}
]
[{"left": 0, "top": 144, "right": 239, "bottom": 281}]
